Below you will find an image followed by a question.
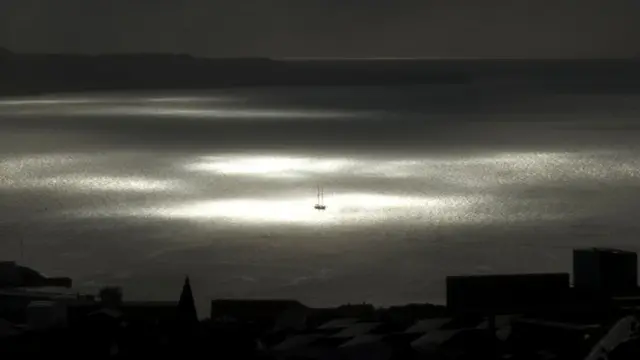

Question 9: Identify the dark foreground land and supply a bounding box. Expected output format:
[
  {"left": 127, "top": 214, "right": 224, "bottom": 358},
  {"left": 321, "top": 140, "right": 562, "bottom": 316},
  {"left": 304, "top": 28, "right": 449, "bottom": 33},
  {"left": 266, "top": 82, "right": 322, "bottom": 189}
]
[
  {"left": 2, "top": 47, "right": 640, "bottom": 96},
  {"left": 2, "top": 248, "right": 640, "bottom": 359}
]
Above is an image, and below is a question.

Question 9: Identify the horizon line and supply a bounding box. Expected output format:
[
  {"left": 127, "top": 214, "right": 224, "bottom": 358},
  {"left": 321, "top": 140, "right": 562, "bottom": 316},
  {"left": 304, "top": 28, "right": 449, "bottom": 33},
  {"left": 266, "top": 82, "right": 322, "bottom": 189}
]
[
  {"left": 3, "top": 49, "right": 638, "bottom": 61},
  {"left": 278, "top": 56, "right": 640, "bottom": 61}
]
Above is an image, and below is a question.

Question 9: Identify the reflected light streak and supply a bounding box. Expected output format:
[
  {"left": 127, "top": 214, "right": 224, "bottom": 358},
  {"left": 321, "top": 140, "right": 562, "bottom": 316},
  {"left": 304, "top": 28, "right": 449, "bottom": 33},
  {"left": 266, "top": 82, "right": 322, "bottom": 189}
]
[
  {"left": 42, "top": 175, "right": 177, "bottom": 192},
  {"left": 94, "top": 193, "right": 488, "bottom": 226},
  {"left": 184, "top": 151, "right": 640, "bottom": 186},
  {"left": 0, "top": 99, "right": 98, "bottom": 106},
  {"left": 0, "top": 96, "right": 235, "bottom": 106},
  {"left": 143, "top": 96, "right": 236, "bottom": 103},
  {"left": 71, "top": 106, "right": 363, "bottom": 119},
  {"left": 187, "top": 156, "right": 353, "bottom": 178},
  {"left": 185, "top": 155, "right": 438, "bottom": 179},
  {"left": 0, "top": 153, "right": 180, "bottom": 194},
  {"left": 0, "top": 153, "right": 181, "bottom": 193},
  {"left": 0, "top": 154, "right": 90, "bottom": 176},
  {"left": 0, "top": 174, "right": 178, "bottom": 193},
  {"left": 5, "top": 105, "right": 365, "bottom": 119}
]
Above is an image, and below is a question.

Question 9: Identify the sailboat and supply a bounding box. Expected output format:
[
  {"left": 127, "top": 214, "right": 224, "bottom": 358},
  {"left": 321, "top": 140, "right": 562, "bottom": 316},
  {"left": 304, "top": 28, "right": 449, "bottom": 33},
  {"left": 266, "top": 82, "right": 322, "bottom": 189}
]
[{"left": 314, "top": 185, "right": 327, "bottom": 210}]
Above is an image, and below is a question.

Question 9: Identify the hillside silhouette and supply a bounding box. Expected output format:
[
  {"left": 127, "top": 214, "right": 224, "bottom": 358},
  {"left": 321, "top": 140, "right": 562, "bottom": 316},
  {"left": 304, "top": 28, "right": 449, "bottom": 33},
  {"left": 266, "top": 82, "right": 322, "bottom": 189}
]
[
  {"left": 0, "top": 49, "right": 470, "bottom": 96},
  {"left": 2, "top": 48, "right": 640, "bottom": 96}
]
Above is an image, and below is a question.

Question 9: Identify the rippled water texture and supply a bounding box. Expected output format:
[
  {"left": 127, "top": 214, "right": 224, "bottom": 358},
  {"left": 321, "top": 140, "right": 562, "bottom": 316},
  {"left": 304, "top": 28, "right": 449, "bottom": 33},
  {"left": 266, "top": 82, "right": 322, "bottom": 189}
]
[{"left": 1, "top": 87, "right": 640, "bottom": 312}]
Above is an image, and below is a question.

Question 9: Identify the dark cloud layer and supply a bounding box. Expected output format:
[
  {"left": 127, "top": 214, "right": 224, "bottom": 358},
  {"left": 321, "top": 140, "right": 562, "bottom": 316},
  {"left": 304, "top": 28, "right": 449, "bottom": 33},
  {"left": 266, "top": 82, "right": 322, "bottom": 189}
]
[{"left": 0, "top": 0, "right": 639, "bottom": 58}]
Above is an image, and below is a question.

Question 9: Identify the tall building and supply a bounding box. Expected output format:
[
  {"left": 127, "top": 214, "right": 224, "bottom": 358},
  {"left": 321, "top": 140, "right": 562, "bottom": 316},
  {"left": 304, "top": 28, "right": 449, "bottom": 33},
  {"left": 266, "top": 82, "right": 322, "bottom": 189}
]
[{"left": 573, "top": 248, "right": 638, "bottom": 295}]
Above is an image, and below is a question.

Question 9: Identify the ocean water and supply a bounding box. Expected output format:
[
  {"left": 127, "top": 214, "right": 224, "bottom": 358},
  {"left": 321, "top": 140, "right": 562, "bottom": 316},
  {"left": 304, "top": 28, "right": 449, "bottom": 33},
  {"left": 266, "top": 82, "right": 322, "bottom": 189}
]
[{"left": 1, "top": 85, "right": 640, "bottom": 315}]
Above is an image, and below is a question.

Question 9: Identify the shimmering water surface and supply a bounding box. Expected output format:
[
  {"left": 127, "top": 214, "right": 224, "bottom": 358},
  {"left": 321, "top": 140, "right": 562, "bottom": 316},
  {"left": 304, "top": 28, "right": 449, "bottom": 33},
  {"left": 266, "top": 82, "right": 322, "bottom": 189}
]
[{"left": 1, "top": 86, "right": 640, "bottom": 313}]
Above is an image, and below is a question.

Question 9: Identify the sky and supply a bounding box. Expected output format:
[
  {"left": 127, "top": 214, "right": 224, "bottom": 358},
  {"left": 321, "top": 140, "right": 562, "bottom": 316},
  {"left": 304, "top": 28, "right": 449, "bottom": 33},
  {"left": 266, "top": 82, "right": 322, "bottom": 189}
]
[{"left": 0, "top": 0, "right": 639, "bottom": 58}]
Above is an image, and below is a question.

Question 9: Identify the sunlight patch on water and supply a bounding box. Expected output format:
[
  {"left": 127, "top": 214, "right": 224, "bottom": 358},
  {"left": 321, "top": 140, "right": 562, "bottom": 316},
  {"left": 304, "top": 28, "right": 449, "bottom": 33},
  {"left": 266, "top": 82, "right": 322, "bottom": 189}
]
[
  {"left": 185, "top": 155, "right": 353, "bottom": 179},
  {"left": 0, "top": 95, "right": 236, "bottom": 107},
  {"left": 182, "top": 151, "right": 640, "bottom": 186},
  {"left": 0, "top": 98, "right": 99, "bottom": 106},
  {"left": 0, "top": 153, "right": 180, "bottom": 193},
  {"left": 80, "top": 192, "right": 491, "bottom": 226},
  {"left": 2, "top": 150, "right": 636, "bottom": 226},
  {"left": 142, "top": 96, "right": 237, "bottom": 103},
  {"left": 0, "top": 174, "right": 178, "bottom": 193},
  {"left": 4, "top": 105, "right": 364, "bottom": 120},
  {"left": 0, "top": 154, "right": 90, "bottom": 174},
  {"left": 80, "top": 106, "right": 363, "bottom": 119},
  {"left": 42, "top": 175, "right": 177, "bottom": 192}
]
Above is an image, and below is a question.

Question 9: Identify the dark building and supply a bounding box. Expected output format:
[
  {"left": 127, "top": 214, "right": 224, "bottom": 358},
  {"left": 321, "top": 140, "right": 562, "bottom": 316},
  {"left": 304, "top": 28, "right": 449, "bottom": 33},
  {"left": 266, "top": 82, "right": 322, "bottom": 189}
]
[
  {"left": 446, "top": 273, "right": 571, "bottom": 315},
  {"left": 210, "top": 299, "right": 308, "bottom": 331},
  {"left": 573, "top": 248, "right": 638, "bottom": 295}
]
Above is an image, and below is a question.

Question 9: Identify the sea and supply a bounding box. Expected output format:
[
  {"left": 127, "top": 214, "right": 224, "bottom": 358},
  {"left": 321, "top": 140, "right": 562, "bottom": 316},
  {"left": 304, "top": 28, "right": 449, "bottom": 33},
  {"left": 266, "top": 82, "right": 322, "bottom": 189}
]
[{"left": 1, "top": 84, "right": 640, "bottom": 315}]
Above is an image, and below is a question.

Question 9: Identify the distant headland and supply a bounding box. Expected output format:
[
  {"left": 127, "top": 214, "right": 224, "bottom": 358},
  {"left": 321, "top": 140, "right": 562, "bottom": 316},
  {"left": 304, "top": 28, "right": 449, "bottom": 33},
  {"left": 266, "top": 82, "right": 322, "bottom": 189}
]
[
  {"left": 1, "top": 47, "right": 640, "bottom": 96},
  {"left": 0, "top": 47, "right": 470, "bottom": 96}
]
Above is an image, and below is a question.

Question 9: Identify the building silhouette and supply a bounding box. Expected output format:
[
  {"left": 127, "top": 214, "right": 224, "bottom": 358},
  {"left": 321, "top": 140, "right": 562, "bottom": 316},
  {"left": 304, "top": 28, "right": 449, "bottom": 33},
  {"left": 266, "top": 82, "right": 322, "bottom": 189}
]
[
  {"left": 177, "top": 276, "right": 198, "bottom": 328},
  {"left": 2, "top": 248, "right": 640, "bottom": 358},
  {"left": 573, "top": 248, "right": 638, "bottom": 295}
]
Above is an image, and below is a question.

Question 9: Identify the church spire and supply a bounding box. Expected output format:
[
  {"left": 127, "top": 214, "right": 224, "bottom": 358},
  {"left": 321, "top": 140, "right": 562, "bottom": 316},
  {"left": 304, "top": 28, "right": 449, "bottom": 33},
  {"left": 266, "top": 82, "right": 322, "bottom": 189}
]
[{"left": 178, "top": 276, "right": 198, "bottom": 327}]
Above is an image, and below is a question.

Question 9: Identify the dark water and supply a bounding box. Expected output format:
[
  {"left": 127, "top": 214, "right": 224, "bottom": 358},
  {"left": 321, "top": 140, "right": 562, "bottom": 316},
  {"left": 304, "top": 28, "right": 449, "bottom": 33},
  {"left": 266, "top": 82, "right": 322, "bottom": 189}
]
[{"left": 1, "top": 85, "right": 640, "bottom": 315}]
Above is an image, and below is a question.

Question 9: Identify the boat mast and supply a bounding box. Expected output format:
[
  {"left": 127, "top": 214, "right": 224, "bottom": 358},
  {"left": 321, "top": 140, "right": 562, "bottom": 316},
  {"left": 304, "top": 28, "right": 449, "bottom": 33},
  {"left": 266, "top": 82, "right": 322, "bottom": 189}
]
[
  {"left": 317, "top": 185, "right": 320, "bottom": 205},
  {"left": 320, "top": 186, "right": 324, "bottom": 205}
]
